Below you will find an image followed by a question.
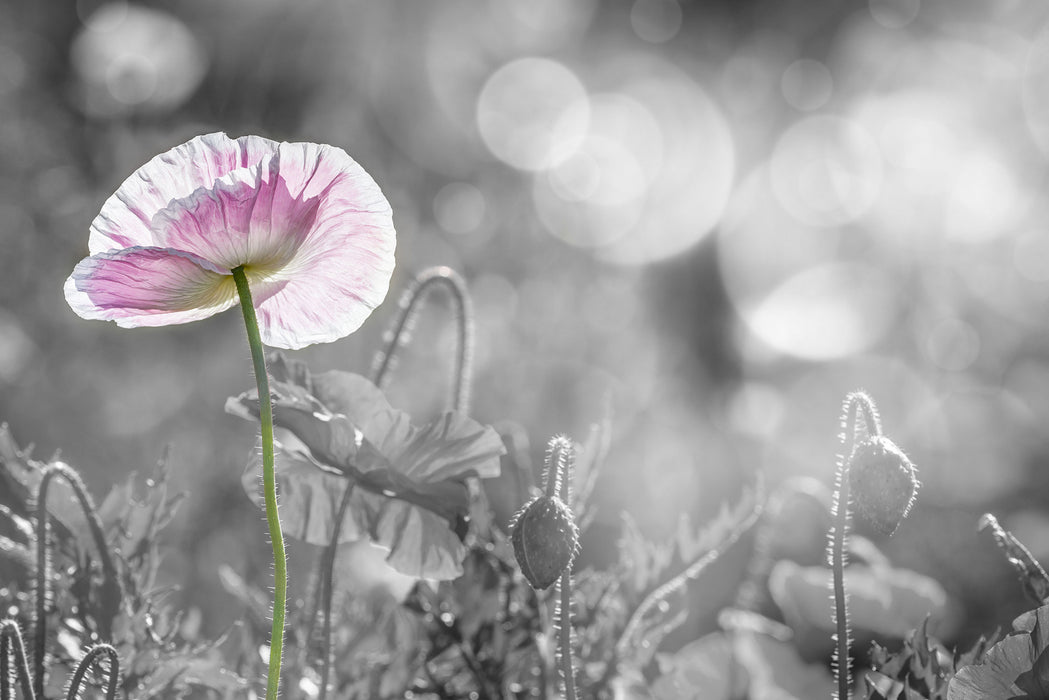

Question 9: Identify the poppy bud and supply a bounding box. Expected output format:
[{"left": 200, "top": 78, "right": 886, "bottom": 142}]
[
  {"left": 511, "top": 495, "right": 579, "bottom": 590},
  {"left": 848, "top": 436, "right": 919, "bottom": 535}
]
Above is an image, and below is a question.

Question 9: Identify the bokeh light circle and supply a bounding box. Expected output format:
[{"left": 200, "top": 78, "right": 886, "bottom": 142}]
[
  {"left": 536, "top": 56, "right": 734, "bottom": 265},
  {"left": 476, "top": 57, "right": 589, "bottom": 171},
  {"left": 770, "top": 115, "right": 883, "bottom": 228},
  {"left": 742, "top": 262, "right": 898, "bottom": 361},
  {"left": 720, "top": 165, "right": 899, "bottom": 362},
  {"left": 780, "top": 59, "right": 833, "bottom": 112},
  {"left": 71, "top": 3, "right": 206, "bottom": 117},
  {"left": 434, "top": 182, "right": 486, "bottom": 235},
  {"left": 869, "top": 0, "right": 921, "bottom": 30},
  {"left": 629, "top": 0, "right": 683, "bottom": 44},
  {"left": 1022, "top": 22, "right": 1049, "bottom": 156}
]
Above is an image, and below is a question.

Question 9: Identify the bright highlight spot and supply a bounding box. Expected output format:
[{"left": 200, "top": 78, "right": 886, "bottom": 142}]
[
  {"left": 536, "top": 57, "right": 734, "bottom": 265},
  {"left": 71, "top": 4, "right": 206, "bottom": 117},
  {"left": 476, "top": 57, "right": 589, "bottom": 171},
  {"left": 771, "top": 115, "right": 883, "bottom": 228},
  {"left": 943, "top": 149, "right": 1026, "bottom": 243},
  {"left": 741, "top": 263, "right": 897, "bottom": 360}
]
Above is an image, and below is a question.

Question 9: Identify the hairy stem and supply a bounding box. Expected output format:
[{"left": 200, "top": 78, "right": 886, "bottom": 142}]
[
  {"left": 543, "top": 436, "right": 574, "bottom": 501},
  {"left": 830, "top": 391, "right": 881, "bottom": 700},
  {"left": 1, "top": 620, "right": 35, "bottom": 700},
  {"left": 34, "top": 463, "right": 121, "bottom": 698},
  {"left": 558, "top": 572, "right": 577, "bottom": 700},
  {"left": 371, "top": 267, "right": 474, "bottom": 413},
  {"left": 66, "top": 644, "right": 119, "bottom": 700},
  {"left": 233, "top": 266, "right": 286, "bottom": 700},
  {"left": 552, "top": 437, "right": 578, "bottom": 700}
]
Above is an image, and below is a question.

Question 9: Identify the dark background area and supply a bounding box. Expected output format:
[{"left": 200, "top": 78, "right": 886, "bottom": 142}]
[{"left": 4, "top": 0, "right": 1049, "bottom": 653}]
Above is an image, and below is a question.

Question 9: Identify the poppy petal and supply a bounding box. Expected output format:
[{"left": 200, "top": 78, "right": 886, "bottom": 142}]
[
  {"left": 242, "top": 145, "right": 395, "bottom": 349},
  {"left": 88, "top": 133, "right": 277, "bottom": 254},
  {"left": 64, "top": 246, "right": 237, "bottom": 327},
  {"left": 147, "top": 139, "right": 387, "bottom": 275}
]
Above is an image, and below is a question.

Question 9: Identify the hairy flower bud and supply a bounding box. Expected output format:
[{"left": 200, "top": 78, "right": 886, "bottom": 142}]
[
  {"left": 510, "top": 495, "right": 579, "bottom": 590},
  {"left": 848, "top": 435, "right": 919, "bottom": 535}
]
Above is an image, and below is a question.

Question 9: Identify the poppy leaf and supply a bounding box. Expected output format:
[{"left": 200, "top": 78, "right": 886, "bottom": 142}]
[{"left": 229, "top": 366, "right": 504, "bottom": 579}]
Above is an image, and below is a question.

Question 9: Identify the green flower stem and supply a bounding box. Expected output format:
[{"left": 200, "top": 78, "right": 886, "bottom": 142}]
[
  {"left": 232, "top": 266, "right": 286, "bottom": 700},
  {"left": 830, "top": 392, "right": 881, "bottom": 700}
]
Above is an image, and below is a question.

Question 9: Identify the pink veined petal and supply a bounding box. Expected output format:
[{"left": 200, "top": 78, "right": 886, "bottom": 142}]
[
  {"left": 64, "top": 246, "right": 238, "bottom": 327},
  {"left": 233, "top": 143, "right": 395, "bottom": 349},
  {"left": 88, "top": 133, "right": 277, "bottom": 254},
  {"left": 147, "top": 160, "right": 305, "bottom": 272},
  {"left": 148, "top": 139, "right": 393, "bottom": 272},
  {"left": 249, "top": 202, "right": 395, "bottom": 348}
]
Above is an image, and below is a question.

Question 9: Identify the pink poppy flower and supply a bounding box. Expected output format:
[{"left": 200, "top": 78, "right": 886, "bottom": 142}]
[{"left": 64, "top": 132, "right": 396, "bottom": 349}]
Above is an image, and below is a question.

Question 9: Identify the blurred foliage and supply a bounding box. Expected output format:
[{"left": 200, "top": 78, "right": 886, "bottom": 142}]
[{"left": 0, "top": 424, "right": 246, "bottom": 698}]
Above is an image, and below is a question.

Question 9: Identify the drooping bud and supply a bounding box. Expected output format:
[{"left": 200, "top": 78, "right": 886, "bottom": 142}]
[
  {"left": 510, "top": 494, "right": 579, "bottom": 590},
  {"left": 511, "top": 435, "right": 580, "bottom": 590},
  {"left": 847, "top": 435, "right": 919, "bottom": 535}
]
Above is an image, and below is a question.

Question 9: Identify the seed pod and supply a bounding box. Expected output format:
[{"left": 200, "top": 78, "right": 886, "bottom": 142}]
[
  {"left": 510, "top": 494, "right": 579, "bottom": 590},
  {"left": 848, "top": 435, "right": 919, "bottom": 536}
]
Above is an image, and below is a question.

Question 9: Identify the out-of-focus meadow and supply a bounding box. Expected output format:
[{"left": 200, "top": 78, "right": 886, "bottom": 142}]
[{"left": 5, "top": 0, "right": 1049, "bottom": 650}]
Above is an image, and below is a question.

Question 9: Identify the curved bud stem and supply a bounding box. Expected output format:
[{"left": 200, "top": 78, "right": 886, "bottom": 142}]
[
  {"left": 66, "top": 644, "right": 119, "bottom": 700},
  {"left": 34, "top": 463, "right": 121, "bottom": 699},
  {"left": 829, "top": 391, "right": 880, "bottom": 700},
  {"left": 371, "top": 267, "right": 475, "bottom": 413},
  {"left": 1, "top": 619, "right": 35, "bottom": 700}
]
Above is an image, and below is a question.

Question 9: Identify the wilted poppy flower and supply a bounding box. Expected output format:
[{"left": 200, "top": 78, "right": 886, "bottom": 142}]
[
  {"left": 64, "top": 132, "right": 396, "bottom": 349},
  {"left": 226, "top": 353, "right": 505, "bottom": 579}
]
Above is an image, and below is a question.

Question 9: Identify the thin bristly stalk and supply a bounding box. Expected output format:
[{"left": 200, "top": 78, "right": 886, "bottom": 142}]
[
  {"left": 65, "top": 644, "right": 118, "bottom": 700},
  {"left": 1, "top": 628, "right": 6, "bottom": 700},
  {"left": 553, "top": 437, "right": 577, "bottom": 700},
  {"left": 317, "top": 484, "right": 354, "bottom": 700},
  {"left": 544, "top": 436, "right": 573, "bottom": 501},
  {"left": 370, "top": 267, "right": 475, "bottom": 413},
  {"left": 34, "top": 463, "right": 122, "bottom": 699},
  {"left": 557, "top": 572, "right": 577, "bottom": 700},
  {"left": 1, "top": 620, "right": 35, "bottom": 700},
  {"left": 232, "top": 266, "right": 286, "bottom": 700},
  {"left": 829, "top": 391, "right": 880, "bottom": 700}
]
